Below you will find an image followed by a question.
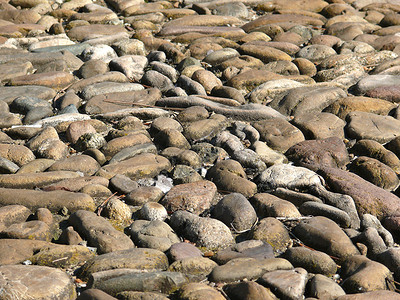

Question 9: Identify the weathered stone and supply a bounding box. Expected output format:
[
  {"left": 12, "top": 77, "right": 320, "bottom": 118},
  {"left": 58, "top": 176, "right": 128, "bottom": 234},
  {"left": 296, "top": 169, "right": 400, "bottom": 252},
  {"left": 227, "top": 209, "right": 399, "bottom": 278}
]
[
  {"left": 170, "top": 210, "right": 234, "bottom": 250},
  {"left": 129, "top": 220, "right": 180, "bottom": 252},
  {"left": 258, "top": 268, "right": 308, "bottom": 300},
  {"left": 346, "top": 111, "right": 400, "bottom": 143},
  {"left": 0, "top": 188, "right": 95, "bottom": 213},
  {"left": 80, "top": 247, "right": 169, "bottom": 281},
  {"left": 178, "top": 283, "right": 225, "bottom": 300},
  {"left": 69, "top": 210, "right": 134, "bottom": 254},
  {"left": 285, "top": 137, "right": 349, "bottom": 171},
  {"left": 293, "top": 112, "right": 346, "bottom": 140},
  {"left": 209, "top": 257, "right": 293, "bottom": 283},
  {"left": 206, "top": 159, "right": 257, "bottom": 198},
  {"left": 283, "top": 247, "right": 337, "bottom": 275},
  {"left": 341, "top": 255, "right": 394, "bottom": 293},
  {"left": 160, "top": 180, "right": 216, "bottom": 215},
  {"left": 320, "top": 167, "right": 400, "bottom": 220},
  {"left": 97, "top": 153, "right": 171, "bottom": 180},
  {"left": 251, "top": 217, "right": 291, "bottom": 254},
  {"left": 293, "top": 216, "right": 360, "bottom": 261},
  {"left": 0, "top": 265, "right": 76, "bottom": 299},
  {"left": 212, "top": 193, "right": 257, "bottom": 232}
]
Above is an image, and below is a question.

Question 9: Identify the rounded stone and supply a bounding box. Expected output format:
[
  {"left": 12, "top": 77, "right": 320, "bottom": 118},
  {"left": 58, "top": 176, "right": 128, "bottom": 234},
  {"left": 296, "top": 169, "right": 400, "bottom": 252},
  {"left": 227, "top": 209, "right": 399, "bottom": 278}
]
[{"left": 0, "top": 265, "right": 76, "bottom": 299}]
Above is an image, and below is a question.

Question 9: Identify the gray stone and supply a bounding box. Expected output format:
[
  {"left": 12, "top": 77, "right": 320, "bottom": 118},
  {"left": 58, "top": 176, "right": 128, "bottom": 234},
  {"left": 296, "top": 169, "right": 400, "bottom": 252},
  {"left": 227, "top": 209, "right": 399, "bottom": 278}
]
[
  {"left": 129, "top": 220, "right": 180, "bottom": 252},
  {"left": 89, "top": 271, "right": 187, "bottom": 296},
  {"left": 257, "top": 164, "right": 323, "bottom": 191},
  {"left": 141, "top": 70, "right": 174, "bottom": 93},
  {"left": 212, "top": 193, "right": 257, "bottom": 232},
  {"left": 209, "top": 257, "right": 293, "bottom": 283},
  {"left": 258, "top": 268, "right": 308, "bottom": 300},
  {"left": 109, "top": 55, "right": 148, "bottom": 81},
  {"left": 170, "top": 211, "right": 234, "bottom": 250},
  {"left": 308, "top": 274, "right": 346, "bottom": 300},
  {"left": 299, "top": 202, "right": 352, "bottom": 228}
]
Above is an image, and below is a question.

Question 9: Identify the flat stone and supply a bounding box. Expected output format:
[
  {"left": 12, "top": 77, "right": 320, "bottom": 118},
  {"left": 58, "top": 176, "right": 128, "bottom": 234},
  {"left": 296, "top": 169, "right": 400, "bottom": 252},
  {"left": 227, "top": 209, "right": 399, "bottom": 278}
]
[
  {"left": 9, "top": 71, "right": 75, "bottom": 90},
  {"left": 97, "top": 153, "right": 171, "bottom": 180},
  {"left": 292, "top": 112, "right": 346, "bottom": 140},
  {"left": 209, "top": 257, "right": 293, "bottom": 283},
  {"left": 0, "top": 188, "right": 95, "bottom": 213},
  {"left": 0, "top": 85, "right": 56, "bottom": 105},
  {"left": 69, "top": 210, "right": 134, "bottom": 254},
  {"left": 168, "top": 256, "right": 218, "bottom": 277},
  {"left": 320, "top": 167, "right": 400, "bottom": 220},
  {"left": 293, "top": 216, "right": 360, "bottom": 261},
  {"left": 269, "top": 85, "right": 347, "bottom": 117},
  {"left": 213, "top": 240, "right": 274, "bottom": 265},
  {"left": 324, "top": 96, "right": 397, "bottom": 119},
  {"left": 297, "top": 44, "right": 337, "bottom": 63},
  {"left": 81, "top": 81, "right": 144, "bottom": 101},
  {"left": 346, "top": 111, "right": 400, "bottom": 143},
  {"left": 348, "top": 156, "right": 400, "bottom": 191},
  {"left": 168, "top": 242, "right": 203, "bottom": 262},
  {"left": 89, "top": 271, "right": 187, "bottom": 296},
  {"left": 0, "top": 239, "right": 54, "bottom": 265},
  {"left": 250, "top": 193, "right": 301, "bottom": 218},
  {"left": 354, "top": 74, "right": 400, "bottom": 95},
  {"left": 85, "top": 88, "right": 161, "bottom": 114},
  {"left": 223, "top": 281, "right": 276, "bottom": 300},
  {"left": 337, "top": 290, "right": 400, "bottom": 300},
  {"left": 43, "top": 176, "right": 109, "bottom": 192},
  {"left": 79, "top": 247, "right": 169, "bottom": 280},
  {"left": 285, "top": 137, "right": 349, "bottom": 171},
  {"left": 178, "top": 283, "right": 225, "bottom": 300},
  {"left": 352, "top": 139, "right": 400, "bottom": 174},
  {"left": 30, "top": 244, "right": 95, "bottom": 268},
  {"left": 253, "top": 118, "right": 305, "bottom": 153},
  {"left": 0, "top": 265, "right": 76, "bottom": 299},
  {"left": 102, "top": 133, "right": 151, "bottom": 159},
  {"left": 163, "top": 15, "right": 242, "bottom": 28},
  {"left": 258, "top": 268, "right": 308, "bottom": 300},
  {"left": 239, "top": 42, "right": 292, "bottom": 63},
  {"left": 0, "top": 205, "right": 31, "bottom": 227},
  {"left": 67, "top": 24, "right": 127, "bottom": 41},
  {"left": 299, "top": 202, "right": 352, "bottom": 228},
  {"left": 47, "top": 155, "right": 100, "bottom": 176}
]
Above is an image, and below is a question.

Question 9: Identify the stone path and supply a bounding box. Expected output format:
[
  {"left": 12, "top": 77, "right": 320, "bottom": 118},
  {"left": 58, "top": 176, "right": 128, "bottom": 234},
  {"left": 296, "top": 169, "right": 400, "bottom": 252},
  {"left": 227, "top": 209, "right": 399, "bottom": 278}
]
[{"left": 1, "top": 0, "right": 400, "bottom": 299}]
